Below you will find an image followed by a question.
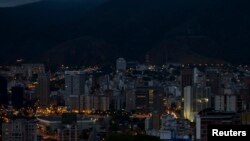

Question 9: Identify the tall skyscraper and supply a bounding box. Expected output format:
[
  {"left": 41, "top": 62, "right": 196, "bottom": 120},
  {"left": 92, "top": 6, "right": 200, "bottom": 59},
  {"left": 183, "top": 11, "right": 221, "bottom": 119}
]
[
  {"left": 125, "top": 89, "right": 136, "bottom": 112},
  {"left": 2, "top": 119, "right": 37, "bottom": 141},
  {"left": 184, "top": 85, "right": 210, "bottom": 121},
  {"left": 135, "top": 87, "right": 164, "bottom": 113},
  {"left": 0, "top": 75, "right": 8, "bottom": 105},
  {"left": 184, "top": 86, "right": 192, "bottom": 121},
  {"left": 206, "top": 68, "right": 221, "bottom": 108},
  {"left": 57, "top": 125, "right": 79, "bottom": 141},
  {"left": 22, "top": 64, "right": 45, "bottom": 79},
  {"left": 206, "top": 69, "right": 221, "bottom": 95},
  {"left": 196, "top": 111, "right": 240, "bottom": 141},
  {"left": 116, "top": 58, "right": 127, "bottom": 72},
  {"left": 93, "top": 95, "right": 110, "bottom": 111},
  {"left": 181, "top": 68, "right": 193, "bottom": 96},
  {"left": 65, "top": 71, "right": 85, "bottom": 111},
  {"left": 152, "top": 111, "right": 161, "bottom": 130},
  {"left": 135, "top": 87, "right": 150, "bottom": 113},
  {"left": 11, "top": 85, "right": 25, "bottom": 109},
  {"left": 37, "top": 73, "right": 50, "bottom": 107},
  {"left": 112, "top": 90, "right": 125, "bottom": 111},
  {"left": 215, "top": 95, "right": 237, "bottom": 112}
]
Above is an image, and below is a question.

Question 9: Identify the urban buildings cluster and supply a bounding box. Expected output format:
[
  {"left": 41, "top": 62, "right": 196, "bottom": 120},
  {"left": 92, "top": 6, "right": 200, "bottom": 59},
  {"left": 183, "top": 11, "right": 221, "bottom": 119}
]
[{"left": 0, "top": 59, "right": 250, "bottom": 141}]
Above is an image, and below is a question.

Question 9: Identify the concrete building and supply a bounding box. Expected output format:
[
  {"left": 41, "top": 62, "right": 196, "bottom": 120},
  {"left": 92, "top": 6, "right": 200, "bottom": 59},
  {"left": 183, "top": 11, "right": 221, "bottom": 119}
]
[
  {"left": 241, "top": 112, "right": 250, "bottom": 125},
  {"left": 181, "top": 68, "right": 193, "bottom": 96},
  {"left": 84, "top": 95, "right": 94, "bottom": 111},
  {"left": 145, "top": 117, "right": 153, "bottom": 130},
  {"left": 196, "top": 111, "right": 241, "bottom": 141},
  {"left": 184, "top": 86, "right": 192, "bottom": 121},
  {"left": 135, "top": 87, "right": 164, "bottom": 113},
  {"left": 93, "top": 95, "right": 110, "bottom": 111},
  {"left": 11, "top": 85, "right": 25, "bottom": 109},
  {"left": 193, "top": 67, "right": 205, "bottom": 86},
  {"left": 116, "top": 58, "right": 127, "bottom": 72},
  {"left": 37, "top": 73, "right": 50, "bottom": 107},
  {"left": 125, "top": 89, "right": 136, "bottom": 112},
  {"left": 2, "top": 119, "right": 37, "bottom": 141},
  {"left": 206, "top": 68, "right": 221, "bottom": 107},
  {"left": 69, "top": 95, "right": 85, "bottom": 112},
  {"left": 0, "top": 75, "right": 8, "bottom": 105},
  {"left": 161, "top": 114, "right": 177, "bottom": 131},
  {"left": 57, "top": 125, "right": 79, "bottom": 141},
  {"left": 83, "top": 94, "right": 110, "bottom": 111},
  {"left": 65, "top": 71, "right": 85, "bottom": 111},
  {"left": 184, "top": 86, "right": 210, "bottom": 121},
  {"left": 21, "top": 64, "right": 45, "bottom": 79},
  {"left": 152, "top": 111, "right": 161, "bottom": 130},
  {"left": 146, "top": 114, "right": 192, "bottom": 141},
  {"left": 65, "top": 71, "right": 85, "bottom": 96},
  {"left": 215, "top": 94, "right": 237, "bottom": 112}
]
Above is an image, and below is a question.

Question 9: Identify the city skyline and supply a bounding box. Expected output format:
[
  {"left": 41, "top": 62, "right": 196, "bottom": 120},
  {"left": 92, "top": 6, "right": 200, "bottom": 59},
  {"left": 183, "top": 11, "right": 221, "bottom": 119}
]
[
  {"left": 1, "top": 59, "right": 250, "bottom": 140},
  {"left": 1, "top": 0, "right": 250, "bottom": 141}
]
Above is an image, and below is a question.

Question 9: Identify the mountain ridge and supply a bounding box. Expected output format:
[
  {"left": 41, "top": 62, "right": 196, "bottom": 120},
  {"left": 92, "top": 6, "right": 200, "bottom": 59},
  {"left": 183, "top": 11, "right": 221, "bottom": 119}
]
[{"left": 0, "top": 0, "right": 250, "bottom": 65}]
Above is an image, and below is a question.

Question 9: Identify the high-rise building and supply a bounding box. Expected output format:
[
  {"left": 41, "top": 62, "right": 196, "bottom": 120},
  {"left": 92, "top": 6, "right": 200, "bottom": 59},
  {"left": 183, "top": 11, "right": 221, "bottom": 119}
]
[
  {"left": 37, "top": 73, "right": 50, "bottom": 107},
  {"left": 239, "top": 88, "right": 249, "bottom": 111},
  {"left": 181, "top": 68, "right": 193, "bottom": 96},
  {"left": 125, "top": 89, "right": 136, "bottom": 112},
  {"left": 58, "top": 113, "right": 78, "bottom": 141},
  {"left": 57, "top": 125, "right": 79, "bottom": 141},
  {"left": 69, "top": 95, "right": 85, "bottom": 112},
  {"left": 135, "top": 87, "right": 148, "bottom": 113},
  {"left": 206, "top": 68, "right": 221, "bottom": 108},
  {"left": 135, "top": 87, "right": 164, "bottom": 113},
  {"left": 112, "top": 90, "right": 125, "bottom": 111},
  {"left": 65, "top": 71, "right": 85, "bottom": 111},
  {"left": 193, "top": 68, "right": 205, "bottom": 86},
  {"left": 206, "top": 69, "right": 221, "bottom": 95},
  {"left": 152, "top": 111, "right": 161, "bottom": 130},
  {"left": 0, "top": 75, "right": 8, "bottom": 105},
  {"left": 184, "top": 86, "right": 210, "bottom": 121},
  {"left": 116, "top": 58, "right": 127, "bottom": 72},
  {"left": 196, "top": 111, "right": 241, "bottom": 141},
  {"left": 161, "top": 114, "right": 177, "bottom": 130},
  {"left": 65, "top": 71, "right": 85, "bottom": 96},
  {"left": 2, "top": 119, "right": 37, "bottom": 141},
  {"left": 11, "top": 85, "right": 25, "bottom": 109},
  {"left": 21, "top": 64, "right": 45, "bottom": 79},
  {"left": 83, "top": 93, "right": 111, "bottom": 111},
  {"left": 184, "top": 86, "right": 192, "bottom": 121},
  {"left": 152, "top": 89, "right": 164, "bottom": 113},
  {"left": 193, "top": 86, "right": 211, "bottom": 113},
  {"left": 84, "top": 95, "right": 94, "bottom": 111},
  {"left": 215, "top": 95, "right": 237, "bottom": 112},
  {"left": 93, "top": 95, "right": 110, "bottom": 111},
  {"left": 145, "top": 117, "right": 153, "bottom": 130}
]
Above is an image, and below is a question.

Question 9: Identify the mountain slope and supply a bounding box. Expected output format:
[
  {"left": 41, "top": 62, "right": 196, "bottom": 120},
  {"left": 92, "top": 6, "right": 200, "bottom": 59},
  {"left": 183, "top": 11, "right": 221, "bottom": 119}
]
[
  {"left": 0, "top": 0, "right": 250, "bottom": 65},
  {"left": 0, "top": 0, "right": 107, "bottom": 63}
]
